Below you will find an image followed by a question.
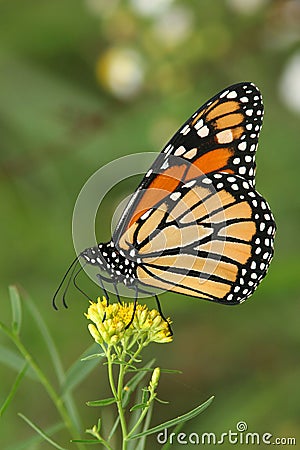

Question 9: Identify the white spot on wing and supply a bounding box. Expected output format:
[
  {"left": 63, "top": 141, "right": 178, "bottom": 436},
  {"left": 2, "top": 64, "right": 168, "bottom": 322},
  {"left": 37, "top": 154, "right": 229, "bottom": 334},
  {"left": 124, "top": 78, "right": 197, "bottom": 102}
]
[
  {"left": 216, "top": 129, "right": 233, "bottom": 144},
  {"left": 227, "top": 91, "right": 237, "bottom": 99},
  {"left": 197, "top": 125, "right": 209, "bottom": 138},
  {"left": 170, "top": 192, "right": 181, "bottom": 201},
  {"left": 174, "top": 145, "right": 186, "bottom": 156},
  {"left": 238, "top": 142, "right": 247, "bottom": 151},
  {"left": 183, "top": 179, "right": 196, "bottom": 188},
  {"left": 194, "top": 119, "right": 204, "bottom": 130},
  {"left": 161, "top": 159, "right": 169, "bottom": 169}
]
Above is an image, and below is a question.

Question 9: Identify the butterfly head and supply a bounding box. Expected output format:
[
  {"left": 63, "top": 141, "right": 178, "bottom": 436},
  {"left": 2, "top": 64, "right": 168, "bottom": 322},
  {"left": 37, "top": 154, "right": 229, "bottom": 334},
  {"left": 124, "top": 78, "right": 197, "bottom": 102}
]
[{"left": 81, "top": 241, "right": 137, "bottom": 285}]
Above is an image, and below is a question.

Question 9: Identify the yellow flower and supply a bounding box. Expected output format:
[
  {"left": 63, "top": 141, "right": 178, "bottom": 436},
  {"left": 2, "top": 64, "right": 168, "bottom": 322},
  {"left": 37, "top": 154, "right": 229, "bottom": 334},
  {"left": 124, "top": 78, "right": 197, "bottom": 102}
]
[{"left": 86, "top": 297, "right": 172, "bottom": 347}]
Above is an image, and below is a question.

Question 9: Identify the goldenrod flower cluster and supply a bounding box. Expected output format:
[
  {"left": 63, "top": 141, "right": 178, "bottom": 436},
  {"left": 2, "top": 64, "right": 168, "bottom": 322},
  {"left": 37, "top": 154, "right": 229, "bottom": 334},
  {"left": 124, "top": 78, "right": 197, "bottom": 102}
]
[{"left": 86, "top": 298, "right": 172, "bottom": 347}]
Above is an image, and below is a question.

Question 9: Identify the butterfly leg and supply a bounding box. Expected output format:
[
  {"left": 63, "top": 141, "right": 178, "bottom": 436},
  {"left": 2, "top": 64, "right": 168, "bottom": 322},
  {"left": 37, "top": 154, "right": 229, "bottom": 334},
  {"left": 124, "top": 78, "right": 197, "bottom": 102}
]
[
  {"left": 125, "top": 284, "right": 138, "bottom": 329},
  {"left": 96, "top": 273, "right": 111, "bottom": 323},
  {"left": 135, "top": 286, "right": 173, "bottom": 335},
  {"left": 113, "top": 283, "right": 122, "bottom": 305},
  {"left": 154, "top": 294, "right": 173, "bottom": 336}
]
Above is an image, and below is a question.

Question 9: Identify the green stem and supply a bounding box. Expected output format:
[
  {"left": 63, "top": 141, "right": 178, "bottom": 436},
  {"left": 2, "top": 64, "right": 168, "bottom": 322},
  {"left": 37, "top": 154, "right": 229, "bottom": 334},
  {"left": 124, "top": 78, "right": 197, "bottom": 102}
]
[
  {"left": 127, "top": 392, "right": 155, "bottom": 439},
  {"left": 126, "top": 342, "right": 145, "bottom": 368},
  {"left": 87, "top": 428, "right": 113, "bottom": 450},
  {"left": 107, "top": 348, "right": 129, "bottom": 450},
  {"left": 117, "top": 361, "right": 129, "bottom": 450},
  {"left": 0, "top": 321, "right": 84, "bottom": 450}
]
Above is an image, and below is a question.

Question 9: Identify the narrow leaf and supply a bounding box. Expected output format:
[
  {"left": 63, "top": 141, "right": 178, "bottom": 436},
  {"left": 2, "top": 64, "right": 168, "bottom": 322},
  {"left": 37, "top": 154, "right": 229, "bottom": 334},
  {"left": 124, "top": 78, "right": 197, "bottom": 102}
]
[
  {"left": 127, "top": 367, "right": 153, "bottom": 373},
  {"left": 107, "top": 417, "right": 120, "bottom": 441},
  {"left": 18, "top": 413, "right": 68, "bottom": 450},
  {"left": 0, "top": 345, "right": 36, "bottom": 380},
  {"left": 7, "top": 423, "right": 64, "bottom": 450},
  {"left": 161, "top": 422, "right": 185, "bottom": 450},
  {"left": 130, "top": 403, "right": 148, "bottom": 412},
  {"left": 129, "top": 396, "right": 214, "bottom": 440},
  {"left": 155, "top": 397, "right": 169, "bottom": 405},
  {"left": 87, "top": 398, "right": 116, "bottom": 407},
  {"left": 0, "top": 363, "right": 28, "bottom": 416},
  {"left": 123, "top": 359, "right": 155, "bottom": 408},
  {"left": 160, "top": 369, "right": 182, "bottom": 375},
  {"left": 141, "top": 388, "right": 149, "bottom": 405},
  {"left": 81, "top": 353, "right": 105, "bottom": 361},
  {"left": 24, "top": 293, "right": 82, "bottom": 431},
  {"left": 61, "top": 343, "right": 101, "bottom": 395},
  {"left": 24, "top": 294, "right": 65, "bottom": 382},
  {"left": 9, "top": 286, "right": 22, "bottom": 335},
  {"left": 71, "top": 440, "right": 102, "bottom": 445},
  {"left": 135, "top": 402, "right": 154, "bottom": 450}
]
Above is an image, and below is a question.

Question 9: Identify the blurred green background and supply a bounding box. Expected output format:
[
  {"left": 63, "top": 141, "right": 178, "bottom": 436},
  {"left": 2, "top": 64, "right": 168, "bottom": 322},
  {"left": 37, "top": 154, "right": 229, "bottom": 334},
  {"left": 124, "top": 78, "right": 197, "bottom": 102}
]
[{"left": 0, "top": 0, "right": 299, "bottom": 448}]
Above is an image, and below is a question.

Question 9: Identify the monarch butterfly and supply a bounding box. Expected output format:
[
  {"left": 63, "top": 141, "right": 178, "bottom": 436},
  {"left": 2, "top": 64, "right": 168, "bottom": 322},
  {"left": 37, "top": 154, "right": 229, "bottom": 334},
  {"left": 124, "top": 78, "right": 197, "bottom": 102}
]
[{"left": 54, "top": 82, "right": 276, "bottom": 316}]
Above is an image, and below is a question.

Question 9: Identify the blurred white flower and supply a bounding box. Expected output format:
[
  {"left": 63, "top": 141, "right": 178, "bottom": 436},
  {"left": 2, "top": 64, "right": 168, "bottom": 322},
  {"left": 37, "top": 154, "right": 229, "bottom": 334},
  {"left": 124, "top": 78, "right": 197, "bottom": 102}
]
[
  {"left": 96, "top": 48, "right": 145, "bottom": 100},
  {"left": 153, "top": 6, "right": 193, "bottom": 47},
  {"left": 85, "top": 0, "right": 119, "bottom": 16},
  {"left": 263, "top": 0, "right": 300, "bottom": 50},
  {"left": 227, "top": 0, "right": 269, "bottom": 15},
  {"left": 279, "top": 52, "right": 300, "bottom": 114},
  {"left": 130, "top": 0, "right": 173, "bottom": 17}
]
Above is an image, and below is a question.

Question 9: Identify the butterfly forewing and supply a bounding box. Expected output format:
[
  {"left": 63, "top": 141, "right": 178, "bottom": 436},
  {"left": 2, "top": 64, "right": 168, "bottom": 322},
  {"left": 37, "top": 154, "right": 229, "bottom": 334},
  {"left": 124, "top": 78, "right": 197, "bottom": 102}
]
[{"left": 113, "top": 82, "right": 263, "bottom": 243}]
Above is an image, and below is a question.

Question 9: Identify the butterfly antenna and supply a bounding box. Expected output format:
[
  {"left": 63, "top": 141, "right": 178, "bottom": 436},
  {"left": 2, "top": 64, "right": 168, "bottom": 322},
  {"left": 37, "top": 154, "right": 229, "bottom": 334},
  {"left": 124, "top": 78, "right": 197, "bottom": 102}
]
[
  {"left": 73, "top": 262, "right": 93, "bottom": 302},
  {"left": 61, "top": 258, "right": 83, "bottom": 308},
  {"left": 52, "top": 255, "right": 80, "bottom": 310}
]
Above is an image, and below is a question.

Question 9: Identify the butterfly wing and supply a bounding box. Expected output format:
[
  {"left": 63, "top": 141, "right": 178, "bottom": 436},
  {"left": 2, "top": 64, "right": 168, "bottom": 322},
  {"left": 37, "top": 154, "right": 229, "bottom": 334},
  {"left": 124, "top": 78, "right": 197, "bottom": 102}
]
[
  {"left": 113, "top": 82, "right": 263, "bottom": 243},
  {"left": 117, "top": 173, "right": 276, "bottom": 303},
  {"left": 112, "top": 82, "right": 275, "bottom": 303}
]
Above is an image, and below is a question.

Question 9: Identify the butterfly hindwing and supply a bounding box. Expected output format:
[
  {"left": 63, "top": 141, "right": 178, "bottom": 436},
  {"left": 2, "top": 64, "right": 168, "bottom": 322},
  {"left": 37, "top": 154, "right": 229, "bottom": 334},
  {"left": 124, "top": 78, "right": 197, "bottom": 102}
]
[{"left": 118, "top": 172, "right": 275, "bottom": 304}]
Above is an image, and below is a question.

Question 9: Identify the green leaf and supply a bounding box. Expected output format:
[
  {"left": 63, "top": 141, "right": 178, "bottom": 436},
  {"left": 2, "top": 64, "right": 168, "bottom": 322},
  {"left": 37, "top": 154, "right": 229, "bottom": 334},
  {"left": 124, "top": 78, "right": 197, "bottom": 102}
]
[
  {"left": 24, "top": 294, "right": 65, "bottom": 383},
  {"left": 0, "top": 363, "right": 28, "bottom": 416},
  {"left": 130, "top": 403, "right": 148, "bottom": 412},
  {"left": 123, "top": 359, "right": 155, "bottom": 408},
  {"left": 133, "top": 402, "right": 154, "bottom": 450},
  {"left": 71, "top": 440, "right": 102, "bottom": 445},
  {"left": 18, "top": 413, "right": 68, "bottom": 450},
  {"left": 129, "top": 396, "right": 214, "bottom": 440},
  {"left": 160, "top": 368, "right": 182, "bottom": 375},
  {"left": 0, "top": 345, "right": 37, "bottom": 380},
  {"left": 9, "top": 285, "right": 22, "bottom": 335},
  {"left": 24, "top": 293, "right": 82, "bottom": 432},
  {"left": 161, "top": 422, "right": 185, "bottom": 450},
  {"left": 81, "top": 352, "right": 105, "bottom": 361},
  {"left": 61, "top": 343, "right": 101, "bottom": 395},
  {"left": 155, "top": 397, "right": 169, "bottom": 405},
  {"left": 86, "top": 398, "right": 116, "bottom": 407},
  {"left": 141, "top": 388, "right": 149, "bottom": 405},
  {"left": 127, "top": 367, "right": 153, "bottom": 373},
  {"left": 7, "top": 423, "right": 65, "bottom": 450}
]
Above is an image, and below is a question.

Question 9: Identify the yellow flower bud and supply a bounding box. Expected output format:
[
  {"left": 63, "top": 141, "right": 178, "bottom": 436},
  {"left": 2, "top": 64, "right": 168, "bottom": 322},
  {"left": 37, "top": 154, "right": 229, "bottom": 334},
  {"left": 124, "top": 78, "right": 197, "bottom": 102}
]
[{"left": 149, "top": 367, "right": 160, "bottom": 392}]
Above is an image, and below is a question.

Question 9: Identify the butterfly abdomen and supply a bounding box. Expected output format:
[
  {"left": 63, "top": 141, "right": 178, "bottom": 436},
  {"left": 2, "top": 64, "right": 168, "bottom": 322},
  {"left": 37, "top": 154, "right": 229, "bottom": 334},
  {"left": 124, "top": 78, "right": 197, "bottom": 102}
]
[{"left": 81, "top": 242, "right": 137, "bottom": 285}]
